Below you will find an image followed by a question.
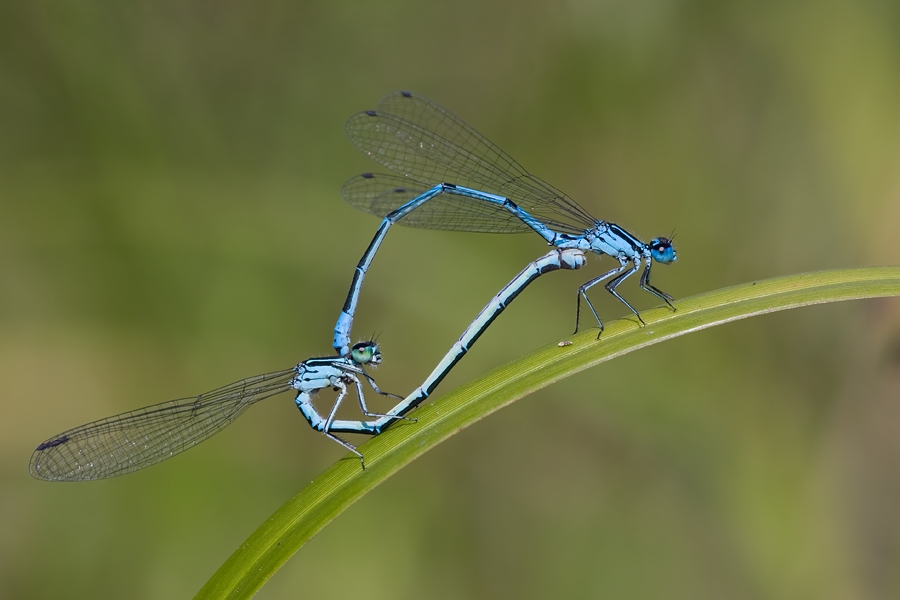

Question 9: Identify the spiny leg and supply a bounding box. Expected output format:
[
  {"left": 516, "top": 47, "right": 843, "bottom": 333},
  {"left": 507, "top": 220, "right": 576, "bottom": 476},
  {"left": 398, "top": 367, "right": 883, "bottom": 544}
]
[
  {"left": 323, "top": 431, "right": 366, "bottom": 469},
  {"left": 359, "top": 373, "right": 416, "bottom": 423},
  {"left": 573, "top": 264, "right": 628, "bottom": 334},
  {"left": 360, "top": 373, "right": 403, "bottom": 401},
  {"left": 314, "top": 384, "right": 367, "bottom": 468},
  {"left": 604, "top": 258, "right": 644, "bottom": 331},
  {"left": 323, "top": 381, "right": 351, "bottom": 432},
  {"left": 352, "top": 375, "right": 415, "bottom": 422},
  {"left": 639, "top": 257, "right": 676, "bottom": 310},
  {"left": 339, "top": 363, "right": 403, "bottom": 401}
]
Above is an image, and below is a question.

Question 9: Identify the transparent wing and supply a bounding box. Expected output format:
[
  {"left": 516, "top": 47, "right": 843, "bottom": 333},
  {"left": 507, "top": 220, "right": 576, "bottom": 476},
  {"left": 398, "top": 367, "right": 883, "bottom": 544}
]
[
  {"left": 30, "top": 369, "right": 296, "bottom": 481},
  {"left": 342, "top": 173, "right": 541, "bottom": 233},
  {"left": 341, "top": 172, "right": 429, "bottom": 215},
  {"left": 344, "top": 91, "right": 596, "bottom": 234}
]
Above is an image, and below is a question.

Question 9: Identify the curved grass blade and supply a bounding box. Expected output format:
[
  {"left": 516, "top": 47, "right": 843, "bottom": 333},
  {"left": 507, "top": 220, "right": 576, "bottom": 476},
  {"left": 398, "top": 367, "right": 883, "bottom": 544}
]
[{"left": 196, "top": 266, "right": 900, "bottom": 600}]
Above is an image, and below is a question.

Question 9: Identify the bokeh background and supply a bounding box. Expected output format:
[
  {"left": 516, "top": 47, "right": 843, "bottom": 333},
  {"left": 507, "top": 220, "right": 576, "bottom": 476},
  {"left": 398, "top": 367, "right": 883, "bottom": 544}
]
[{"left": 2, "top": 0, "right": 900, "bottom": 598}]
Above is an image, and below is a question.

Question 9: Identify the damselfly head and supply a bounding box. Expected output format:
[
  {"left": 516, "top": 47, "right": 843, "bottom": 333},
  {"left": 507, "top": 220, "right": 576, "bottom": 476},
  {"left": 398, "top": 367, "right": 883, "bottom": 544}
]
[
  {"left": 351, "top": 341, "right": 382, "bottom": 366},
  {"left": 650, "top": 237, "right": 677, "bottom": 264}
]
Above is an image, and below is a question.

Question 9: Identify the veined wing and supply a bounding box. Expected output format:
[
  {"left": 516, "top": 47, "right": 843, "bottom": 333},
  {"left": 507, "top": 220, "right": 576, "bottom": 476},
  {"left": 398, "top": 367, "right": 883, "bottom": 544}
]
[
  {"left": 345, "top": 91, "right": 596, "bottom": 234},
  {"left": 342, "top": 172, "right": 541, "bottom": 234},
  {"left": 29, "top": 369, "right": 296, "bottom": 481}
]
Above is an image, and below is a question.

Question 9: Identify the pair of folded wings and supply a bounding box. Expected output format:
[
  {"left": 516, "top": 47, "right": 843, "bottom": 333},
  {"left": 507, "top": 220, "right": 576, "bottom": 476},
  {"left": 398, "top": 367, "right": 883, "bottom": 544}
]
[{"left": 341, "top": 91, "right": 596, "bottom": 236}]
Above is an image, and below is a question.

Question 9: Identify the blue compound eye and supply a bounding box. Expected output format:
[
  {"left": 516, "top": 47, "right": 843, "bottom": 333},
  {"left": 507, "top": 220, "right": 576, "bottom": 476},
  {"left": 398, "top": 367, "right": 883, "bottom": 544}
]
[
  {"left": 351, "top": 342, "right": 380, "bottom": 364},
  {"left": 650, "top": 238, "right": 676, "bottom": 264}
]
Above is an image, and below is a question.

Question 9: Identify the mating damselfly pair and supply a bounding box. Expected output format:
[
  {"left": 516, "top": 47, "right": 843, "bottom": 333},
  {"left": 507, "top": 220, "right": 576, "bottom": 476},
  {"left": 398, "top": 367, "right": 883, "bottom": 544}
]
[{"left": 30, "top": 91, "right": 677, "bottom": 482}]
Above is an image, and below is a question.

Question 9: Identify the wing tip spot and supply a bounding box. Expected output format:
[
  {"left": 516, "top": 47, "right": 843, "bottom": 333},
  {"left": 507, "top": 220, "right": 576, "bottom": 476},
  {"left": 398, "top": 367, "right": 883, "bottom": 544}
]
[{"left": 36, "top": 435, "right": 70, "bottom": 451}]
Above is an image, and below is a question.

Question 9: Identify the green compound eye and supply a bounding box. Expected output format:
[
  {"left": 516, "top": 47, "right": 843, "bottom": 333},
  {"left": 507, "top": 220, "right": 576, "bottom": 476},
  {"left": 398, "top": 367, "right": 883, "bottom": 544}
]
[{"left": 351, "top": 342, "right": 379, "bottom": 364}]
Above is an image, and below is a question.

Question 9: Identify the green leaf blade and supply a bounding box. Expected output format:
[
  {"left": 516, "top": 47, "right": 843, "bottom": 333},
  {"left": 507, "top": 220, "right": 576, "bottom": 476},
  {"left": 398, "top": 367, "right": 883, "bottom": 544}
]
[{"left": 196, "top": 266, "right": 900, "bottom": 600}]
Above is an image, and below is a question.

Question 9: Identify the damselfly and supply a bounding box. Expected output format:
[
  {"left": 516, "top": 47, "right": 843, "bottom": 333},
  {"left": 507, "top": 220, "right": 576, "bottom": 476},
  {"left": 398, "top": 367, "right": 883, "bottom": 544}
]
[
  {"left": 30, "top": 249, "right": 583, "bottom": 479},
  {"left": 29, "top": 342, "right": 404, "bottom": 481},
  {"left": 333, "top": 91, "right": 677, "bottom": 357}
]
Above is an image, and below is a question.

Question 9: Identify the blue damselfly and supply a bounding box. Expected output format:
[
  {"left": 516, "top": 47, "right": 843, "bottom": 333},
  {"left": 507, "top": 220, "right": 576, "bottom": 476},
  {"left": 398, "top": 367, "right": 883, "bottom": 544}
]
[{"left": 334, "top": 91, "right": 677, "bottom": 357}]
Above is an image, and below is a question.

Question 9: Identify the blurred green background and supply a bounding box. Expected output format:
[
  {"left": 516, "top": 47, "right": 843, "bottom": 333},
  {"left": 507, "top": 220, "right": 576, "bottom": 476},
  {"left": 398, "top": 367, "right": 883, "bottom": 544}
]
[{"left": 2, "top": 0, "right": 900, "bottom": 598}]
